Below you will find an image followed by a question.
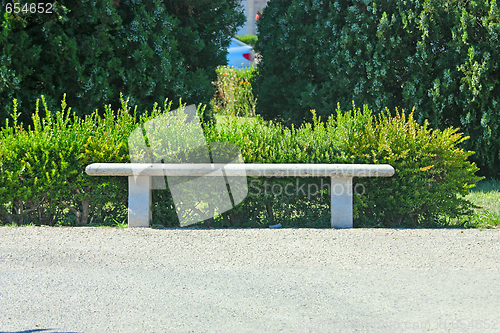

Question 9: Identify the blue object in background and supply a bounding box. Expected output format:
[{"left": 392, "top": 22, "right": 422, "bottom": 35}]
[{"left": 227, "top": 38, "right": 255, "bottom": 69}]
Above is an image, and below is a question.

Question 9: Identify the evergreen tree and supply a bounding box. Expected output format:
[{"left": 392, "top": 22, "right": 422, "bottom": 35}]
[
  {"left": 0, "top": 0, "right": 245, "bottom": 125},
  {"left": 255, "top": 0, "right": 500, "bottom": 177}
]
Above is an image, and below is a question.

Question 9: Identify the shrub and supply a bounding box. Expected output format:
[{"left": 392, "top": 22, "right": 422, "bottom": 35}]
[
  {"left": 0, "top": 0, "right": 245, "bottom": 126},
  {"left": 0, "top": 94, "right": 192, "bottom": 226},
  {"left": 331, "top": 104, "right": 482, "bottom": 227},
  {"left": 0, "top": 96, "right": 481, "bottom": 228},
  {"left": 212, "top": 66, "right": 257, "bottom": 117},
  {"left": 0, "top": 95, "right": 136, "bottom": 225},
  {"left": 237, "top": 34, "right": 258, "bottom": 47},
  {"left": 205, "top": 104, "right": 482, "bottom": 227},
  {"left": 254, "top": 0, "right": 500, "bottom": 178}
]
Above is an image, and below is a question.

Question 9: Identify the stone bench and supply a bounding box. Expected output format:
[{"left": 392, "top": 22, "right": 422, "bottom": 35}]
[{"left": 85, "top": 163, "right": 394, "bottom": 228}]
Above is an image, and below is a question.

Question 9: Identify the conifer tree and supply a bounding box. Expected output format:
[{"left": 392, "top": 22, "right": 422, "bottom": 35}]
[{"left": 0, "top": 0, "right": 244, "bottom": 125}]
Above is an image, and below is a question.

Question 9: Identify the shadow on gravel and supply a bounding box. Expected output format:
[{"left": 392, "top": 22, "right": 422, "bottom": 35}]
[{"left": 0, "top": 329, "right": 81, "bottom": 333}]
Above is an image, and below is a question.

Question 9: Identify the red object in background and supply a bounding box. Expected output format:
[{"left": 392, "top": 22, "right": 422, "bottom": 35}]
[
  {"left": 243, "top": 53, "right": 253, "bottom": 61},
  {"left": 256, "top": 13, "right": 261, "bottom": 20}
]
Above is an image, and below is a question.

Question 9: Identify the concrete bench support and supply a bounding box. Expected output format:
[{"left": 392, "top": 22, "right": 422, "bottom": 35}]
[
  {"left": 128, "top": 176, "right": 152, "bottom": 228},
  {"left": 86, "top": 163, "right": 394, "bottom": 228},
  {"left": 330, "top": 177, "right": 353, "bottom": 229}
]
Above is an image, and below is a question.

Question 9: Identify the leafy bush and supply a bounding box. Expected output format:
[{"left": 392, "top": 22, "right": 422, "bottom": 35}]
[
  {"left": 0, "top": 94, "right": 193, "bottom": 226},
  {"left": 205, "top": 104, "right": 482, "bottom": 227},
  {"left": 212, "top": 66, "right": 257, "bottom": 117},
  {"left": 237, "top": 34, "right": 258, "bottom": 47},
  {"left": 0, "top": 96, "right": 482, "bottom": 228},
  {"left": 254, "top": 0, "right": 500, "bottom": 178},
  {"left": 0, "top": 0, "right": 245, "bottom": 126},
  {"left": 334, "top": 105, "right": 482, "bottom": 227},
  {"left": 0, "top": 95, "right": 136, "bottom": 225}
]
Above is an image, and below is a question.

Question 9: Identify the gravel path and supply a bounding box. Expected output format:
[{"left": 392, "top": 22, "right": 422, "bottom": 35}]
[{"left": 1, "top": 227, "right": 499, "bottom": 333}]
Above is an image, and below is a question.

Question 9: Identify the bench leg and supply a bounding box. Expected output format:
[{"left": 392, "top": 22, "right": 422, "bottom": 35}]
[
  {"left": 128, "top": 176, "right": 152, "bottom": 227},
  {"left": 330, "top": 177, "right": 353, "bottom": 228}
]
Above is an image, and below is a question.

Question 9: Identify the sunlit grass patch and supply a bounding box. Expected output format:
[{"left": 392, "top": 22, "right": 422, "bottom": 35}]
[{"left": 447, "top": 179, "right": 500, "bottom": 229}]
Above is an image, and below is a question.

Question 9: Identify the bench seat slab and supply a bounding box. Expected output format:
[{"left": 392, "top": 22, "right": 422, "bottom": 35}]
[{"left": 84, "top": 163, "right": 395, "bottom": 228}]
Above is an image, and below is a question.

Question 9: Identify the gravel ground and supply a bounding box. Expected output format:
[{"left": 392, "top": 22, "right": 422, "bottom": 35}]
[{"left": 1, "top": 227, "right": 499, "bottom": 333}]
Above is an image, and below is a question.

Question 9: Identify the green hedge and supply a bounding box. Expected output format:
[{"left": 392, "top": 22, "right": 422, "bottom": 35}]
[
  {"left": 254, "top": 0, "right": 500, "bottom": 178},
  {"left": 237, "top": 34, "right": 258, "bottom": 47},
  {"left": 0, "top": 98, "right": 481, "bottom": 228},
  {"left": 0, "top": 0, "right": 245, "bottom": 126},
  {"left": 0, "top": 95, "right": 184, "bottom": 225},
  {"left": 204, "top": 104, "right": 481, "bottom": 227}
]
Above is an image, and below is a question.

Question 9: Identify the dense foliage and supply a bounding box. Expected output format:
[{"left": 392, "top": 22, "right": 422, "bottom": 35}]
[
  {"left": 0, "top": 96, "right": 128, "bottom": 225},
  {"left": 0, "top": 0, "right": 245, "bottom": 126},
  {"left": 236, "top": 34, "right": 258, "bottom": 47},
  {"left": 205, "top": 105, "right": 482, "bottom": 227},
  {"left": 212, "top": 65, "right": 256, "bottom": 117},
  {"left": 254, "top": 0, "right": 500, "bottom": 177},
  {"left": 0, "top": 95, "right": 193, "bottom": 225},
  {"left": 0, "top": 97, "right": 482, "bottom": 228}
]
